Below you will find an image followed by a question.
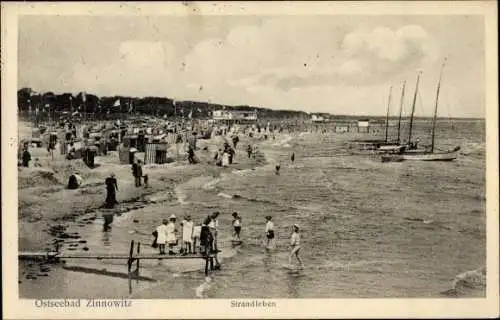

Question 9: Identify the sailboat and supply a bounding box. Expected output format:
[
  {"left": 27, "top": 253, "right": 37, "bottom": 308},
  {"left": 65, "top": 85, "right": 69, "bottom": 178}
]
[
  {"left": 381, "top": 59, "right": 460, "bottom": 162},
  {"left": 350, "top": 85, "right": 400, "bottom": 150},
  {"left": 377, "top": 81, "right": 408, "bottom": 154}
]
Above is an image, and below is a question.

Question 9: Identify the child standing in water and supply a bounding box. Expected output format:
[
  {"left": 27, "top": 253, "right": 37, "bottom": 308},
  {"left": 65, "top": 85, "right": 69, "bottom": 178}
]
[
  {"left": 289, "top": 224, "right": 304, "bottom": 269},
  {"left": 181, "top": 215, "right": 194, "bottom": 255},
  {"left": 232, "top": 212, "right": 242, "bottom": 240},
  {"left": 155, "top": 219, "right": 168, "bottom": 255},
  {"left": 265, "top": 216, "right": 275, "bottom": 250},
  {"left": 166, "top": 214, "right": 178, "bottom": 255},
  {"left": 192, "top": 221, "right": 202, "bottom": 254}
]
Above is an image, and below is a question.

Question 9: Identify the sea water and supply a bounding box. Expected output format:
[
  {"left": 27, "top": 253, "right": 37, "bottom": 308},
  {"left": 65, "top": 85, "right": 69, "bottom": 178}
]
[{"left": 19, "top": 119, "right": 486, "bottom": 298}]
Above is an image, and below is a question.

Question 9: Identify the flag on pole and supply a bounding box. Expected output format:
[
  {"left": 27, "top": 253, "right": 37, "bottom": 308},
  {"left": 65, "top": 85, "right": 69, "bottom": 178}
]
[
  {"left": 82, "top": 92, "right": 86, "bottom": 102},
  {"left": 128, "top": 101, "right": 133, "bottom": 113},
  {"left": 188, "top": 109, "right": 193, "bottom": 119}
]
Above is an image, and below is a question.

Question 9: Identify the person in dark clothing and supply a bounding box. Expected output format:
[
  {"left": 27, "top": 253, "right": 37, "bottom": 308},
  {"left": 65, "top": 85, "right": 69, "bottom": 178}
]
[
  {"left": 199, "top": 218, "right": 213, "bottom": 256},
  {"left": 275, "top": 163, "right": 281, "bottom": 175},
  {"left": 291, "top": 152, "right": 295, "bottom": 163},
  {"left": 132, "top": 160, "right": 142, "bottom": 187},
  {"left": 247, "top": 144, "right": 252, "bottom": 158},
  {"left": 22, "top": 149, "right": 31, "bottom": 167},
  {"left": 224, "top": 144, "right": 235, "bottom": 164},
  {"left": 232, "top": 135, "right": 239, "bottom": 149},
  {"left": 105, "top": 173, "right": 119, "bottom": 208},
  {"left": 188, "top": 146, "right": 196, "bottom": 164},
  {"left": 67, "top": 173, "right": 82, "bottom": 189}
]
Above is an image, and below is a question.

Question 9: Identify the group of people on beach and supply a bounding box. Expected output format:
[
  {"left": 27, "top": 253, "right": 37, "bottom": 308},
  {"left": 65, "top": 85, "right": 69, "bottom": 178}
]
[
  {"left": 151, "top": 211, "right": 303, "bottom": 269},
  {"left": 152, "top": 211, "right": 223, "bottom": 269}
]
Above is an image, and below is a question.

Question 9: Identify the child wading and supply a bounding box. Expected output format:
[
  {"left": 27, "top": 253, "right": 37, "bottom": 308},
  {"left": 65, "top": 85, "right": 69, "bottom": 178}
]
[
  {"left": 289, "top": 224, "right": 304, "bottom": 269},
  {"left": 265, "top": 216, "right": 275, "bottom": 250},
  {"left": 192, "top": 222, "right": 202, "bottom": 254},
  {"left": 155, "top": 219, "right": 168, "bottom": 255},
  {"left": 232, "top": 212, "right": 242, "bottom": 240},
  {"left": 166, "top": 214, "right": 178, "bottom": 255},
  {"left": 181, "top": 215, "right": 194, "bottom": 255}
]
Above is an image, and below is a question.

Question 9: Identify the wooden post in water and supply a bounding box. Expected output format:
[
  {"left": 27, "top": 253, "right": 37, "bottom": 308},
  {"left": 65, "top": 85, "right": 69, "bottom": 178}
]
[
  {"left": 204, "top": 256, "right": 209, "bottom": 276},
  {"left": 127, "top": 240, "right": 135, "bottom": 273},
  {"left": 136, "top": 242, "right": 141, "bottom": 276}
]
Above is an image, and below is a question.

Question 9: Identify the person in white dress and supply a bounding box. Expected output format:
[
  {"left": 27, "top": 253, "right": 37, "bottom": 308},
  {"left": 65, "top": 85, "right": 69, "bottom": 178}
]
[
  {"left": 166, "top": 214, "right": 178, "bottom": 255},
  {"left": 265, "top": 216, "right": 275, "bottom": 250},
  {"left": 155, "top": 219, "right": 168, "bottom": 255},
  {"left": 181, "top": 215, "right": 194, "bottom": 255},
  {"left": 192, "top": 222, "right": 202, "bottom": 254},
  {"left": 289, "top": 224, "right": 303, "bottom": 268},
  {"left": 208, "top": 212, "right": 221, "bottom": 269},
  {"left": 208, "top": 212, "right": 220, "bottom": 252},
  {"left": 221, "top": 152, "right": 230, "bottom": 167}
]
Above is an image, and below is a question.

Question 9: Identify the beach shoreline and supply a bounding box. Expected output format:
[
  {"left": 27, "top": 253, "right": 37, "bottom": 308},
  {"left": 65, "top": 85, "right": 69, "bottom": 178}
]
[{"left": 17, "top": 119, "right": 287, "bottom": 253}]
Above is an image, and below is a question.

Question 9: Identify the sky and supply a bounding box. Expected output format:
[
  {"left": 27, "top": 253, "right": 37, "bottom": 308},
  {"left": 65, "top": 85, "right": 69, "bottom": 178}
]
[{"left": 18, "top": 14, "right": 485, "bottom": 118}]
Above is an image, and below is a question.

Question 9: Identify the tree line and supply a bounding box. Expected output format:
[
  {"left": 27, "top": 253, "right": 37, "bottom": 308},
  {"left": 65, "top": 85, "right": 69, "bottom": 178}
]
[{"left": 17, "top": 88, "right": 309, "bottom": 120}]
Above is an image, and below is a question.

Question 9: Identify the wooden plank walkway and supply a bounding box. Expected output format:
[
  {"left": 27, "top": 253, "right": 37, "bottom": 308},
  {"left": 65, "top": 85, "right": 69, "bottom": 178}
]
[
  {"left": 19, "top": 252, "right": 212, "bottom": 260},
  {"left": 19, "top": 240, "right": 219, "bottom": 275}
]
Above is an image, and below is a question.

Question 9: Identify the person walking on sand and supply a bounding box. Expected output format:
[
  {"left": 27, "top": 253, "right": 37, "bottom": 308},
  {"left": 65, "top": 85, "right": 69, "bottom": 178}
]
[
  {"left": 166, "top": 214, "right": 178, "bottom": 255},
  {"left": 291, "top": 152, "right": 295, "bottom": 163},
  {"left": 289, "top": 224, "right": 304, "bottom": 269},
  {"left": 155, "top": 219, "right": 168, "bottom": 255},
  {"left": 247, "top": 144, "right": 252, "bottom": 158},
  {"left": 265, "top": 216, "right": 275, "bottom": 250},
  {"left": 181, "top": 215, "right": 194, "bottom": 255},
  {"left": 132, "top": 160, "right": 143, "bottom": 187},
  {"left": 232, "top": 212, "right": 242, "bottom": 240},
  {"left": 21, "top": 148, "right": 31, "bottom": 167},
  {"left": 104, "top": 173, "right": 119, "bottom": 208}
]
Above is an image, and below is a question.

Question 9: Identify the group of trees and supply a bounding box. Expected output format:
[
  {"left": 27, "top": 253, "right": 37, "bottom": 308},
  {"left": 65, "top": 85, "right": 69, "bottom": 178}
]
[{"left": 17, "top": 88, "right": 309, "bottom": 120}]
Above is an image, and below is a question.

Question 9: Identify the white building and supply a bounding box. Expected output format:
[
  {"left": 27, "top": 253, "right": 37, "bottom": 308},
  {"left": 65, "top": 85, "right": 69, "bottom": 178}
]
[
  {"left": 357, "top": 119, "right": 370, "bottom": 133},
  {"left": 212, "top": 110, "right": 258, "bottom": 122},
  {"left": 311, "top": 114, "right": 325, "bottom": 122}
]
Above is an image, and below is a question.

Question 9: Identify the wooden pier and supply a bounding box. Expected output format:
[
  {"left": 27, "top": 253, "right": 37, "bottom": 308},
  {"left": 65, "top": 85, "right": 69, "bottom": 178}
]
[{"left": 19, "top": 240, "right": 219, "bottom": 276}]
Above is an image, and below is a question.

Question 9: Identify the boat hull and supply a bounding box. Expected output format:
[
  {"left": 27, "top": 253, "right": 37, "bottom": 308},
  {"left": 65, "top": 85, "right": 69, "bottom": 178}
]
[
  {"left": 381, "top": 146, "right": 460, "bottom": 162},
  {"left": 401, "top": 151, "right": 458, "bottom": 161}
]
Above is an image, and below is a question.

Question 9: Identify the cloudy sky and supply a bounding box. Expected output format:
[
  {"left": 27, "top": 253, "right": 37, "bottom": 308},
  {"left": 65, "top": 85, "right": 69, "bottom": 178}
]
[{"left": 18, "top": 14, "right": 485, "bottom": 117}]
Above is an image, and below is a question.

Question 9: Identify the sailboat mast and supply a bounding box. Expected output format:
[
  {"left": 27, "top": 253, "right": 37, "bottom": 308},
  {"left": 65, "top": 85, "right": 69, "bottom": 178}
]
[
  {"left": 407, "top": 72, "right": 421, "bottom": 146},
  {"left": 384, "top": 85, "right": 392, "bottom": 143},
  {"left": 430, "top": 58, "right": 447, "bottom": 153},
  {"left": 397, "top": 81, "right": 406, "bottom": 144}
]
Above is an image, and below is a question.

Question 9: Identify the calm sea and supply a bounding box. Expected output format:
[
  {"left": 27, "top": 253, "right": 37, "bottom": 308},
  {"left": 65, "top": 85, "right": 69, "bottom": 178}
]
[{"left": 20, "top": 119, "right": 486, "bottom": 298}]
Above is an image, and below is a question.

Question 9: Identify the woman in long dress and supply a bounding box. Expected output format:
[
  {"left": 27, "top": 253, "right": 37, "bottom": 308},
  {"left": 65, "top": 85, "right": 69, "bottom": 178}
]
[{"left": 105, "top": 173, "right": 119, "bottom": 208}]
